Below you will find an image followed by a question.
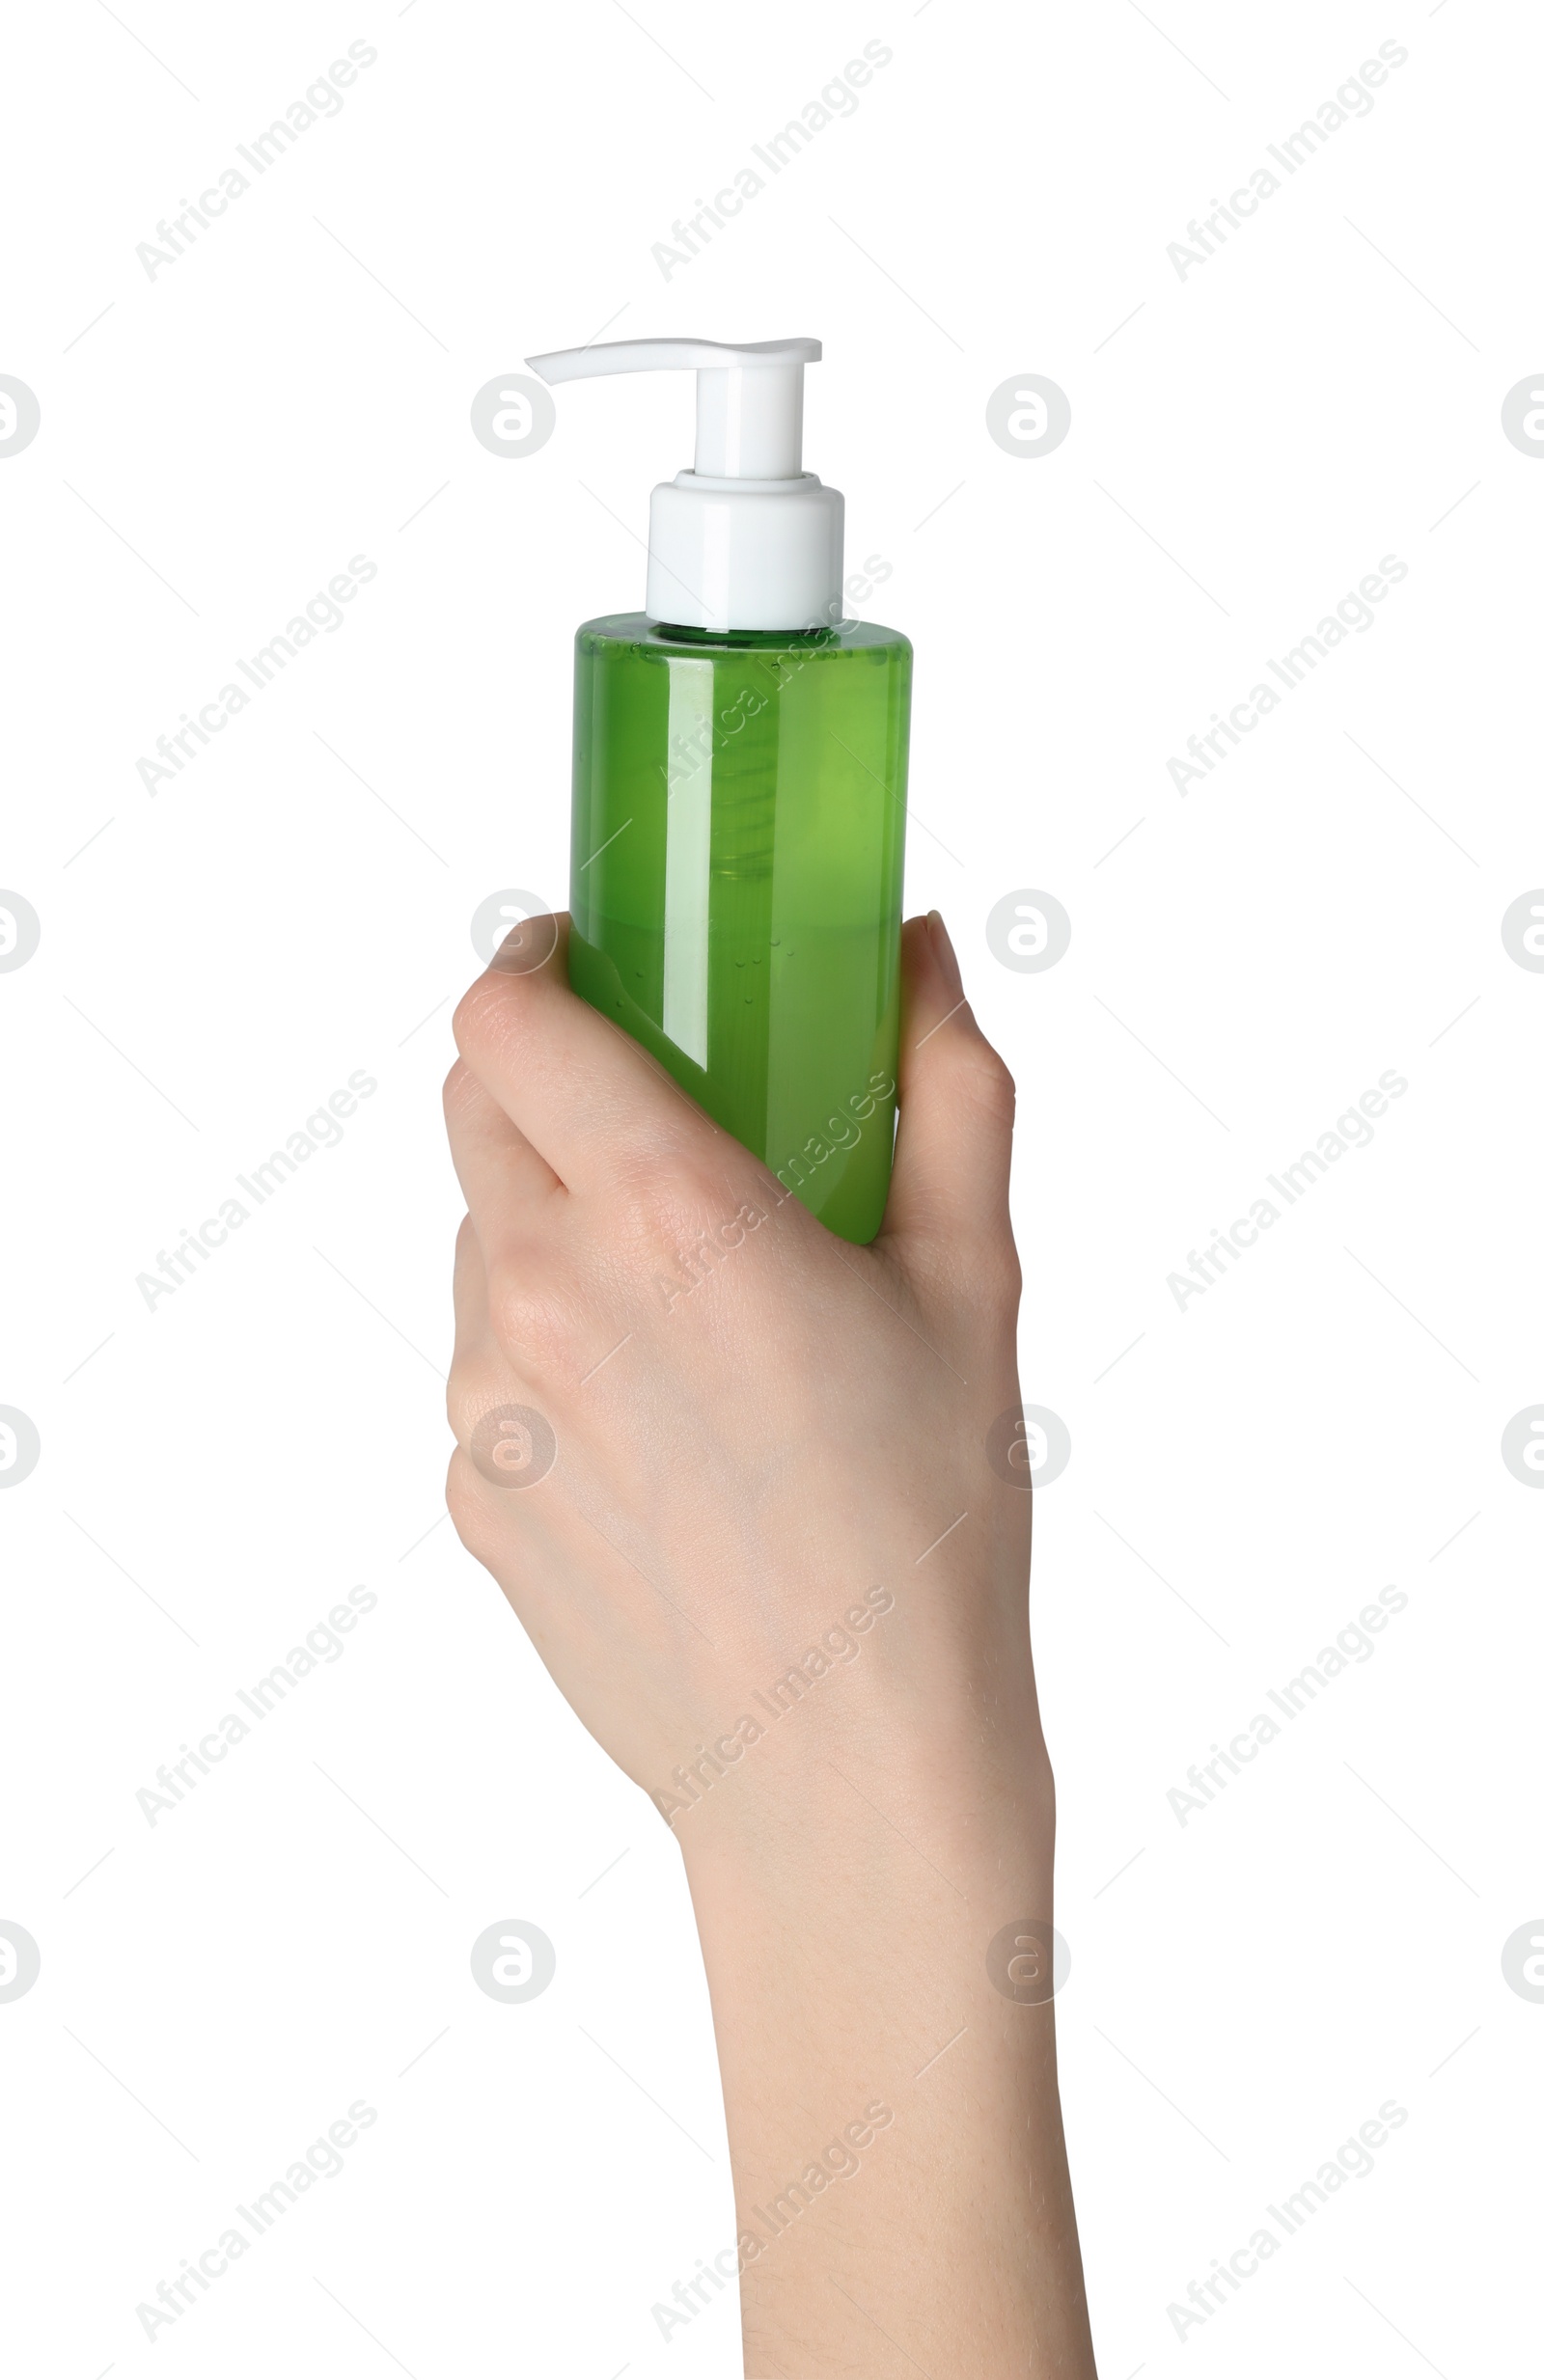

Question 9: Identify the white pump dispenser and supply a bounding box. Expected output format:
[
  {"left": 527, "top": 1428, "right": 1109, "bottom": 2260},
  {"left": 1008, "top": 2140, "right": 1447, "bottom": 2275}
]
[{"left": 525, "top": 337, "right": 843, "bottom": 634}]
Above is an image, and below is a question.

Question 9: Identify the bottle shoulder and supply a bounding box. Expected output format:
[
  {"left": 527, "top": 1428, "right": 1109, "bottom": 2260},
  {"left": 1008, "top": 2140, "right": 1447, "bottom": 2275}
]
[{"left": 577, "top": 612, "right": 910, "bottom": 660}]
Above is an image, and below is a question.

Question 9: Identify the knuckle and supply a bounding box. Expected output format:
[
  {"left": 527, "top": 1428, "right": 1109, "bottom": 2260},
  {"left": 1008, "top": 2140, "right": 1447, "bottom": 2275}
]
[
  {"left": 633, "top": 1161, "right": 766, "bottom": 1264},
  {"left": 606, "top": 1142, "right": 710, "bottom": 1232},
  {"left": 484, "top": 1255, "right": 573, "bottom": 1381},
  {"left": 914, "top": 1216, "right": 1020, "bottom": 1311},
  {"left": 445, "top": 1447, "right": 494, "bottom": 1552},
  {"left": 966, "top": 1205, "right": 1023, "bottom": 1306},
  {"left": 443, "top": 1057, "right": 479, "bottom": 1124},
  {"left": 451, "top": 1214, "right": 482, "bottom": 1330},
  {"left": 985, "top": 1232, "right": 1024, "bottom": 1304},
  {"left": 449, "top": 986, "right": 482, "bottom": 1063},
  {"left": 446, "top": 1350, "right": 490, "bottom": 1451},
  {"left": 959, "top": 1043, "right": 1017, "bottom": 1128},
  {"left": 639, "top": 1157, "right": 720, "bottom": 1235},
  {"left": 452, "top": 971, "right": 517, "bottom": 1067}
]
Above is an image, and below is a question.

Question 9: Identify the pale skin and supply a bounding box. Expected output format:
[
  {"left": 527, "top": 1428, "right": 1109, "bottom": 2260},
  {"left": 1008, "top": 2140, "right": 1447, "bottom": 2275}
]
[{"left": 443, "top": 909, "right": 1097, "bottom": 2377}]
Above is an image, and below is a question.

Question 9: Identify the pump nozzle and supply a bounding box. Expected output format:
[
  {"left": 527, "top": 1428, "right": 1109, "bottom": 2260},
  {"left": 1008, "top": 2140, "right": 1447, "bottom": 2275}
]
[
  {"left": 528, "top": 337, "right": 820, "bottom": 480},
  {"left": 525, "top": 336, "right": 842, "bottom": 632}
]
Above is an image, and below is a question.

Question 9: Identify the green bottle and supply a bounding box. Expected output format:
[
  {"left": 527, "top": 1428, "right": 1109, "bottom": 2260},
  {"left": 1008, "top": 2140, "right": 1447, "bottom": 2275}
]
[{"left": 527, "top": 338, "right": 911, "bottom": 1245}]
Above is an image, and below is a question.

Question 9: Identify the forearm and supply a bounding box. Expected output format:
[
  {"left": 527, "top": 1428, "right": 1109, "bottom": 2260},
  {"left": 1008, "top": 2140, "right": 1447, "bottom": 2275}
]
[{"left": 679, "top": 1656, "right": 1094, "bottom": 2376}]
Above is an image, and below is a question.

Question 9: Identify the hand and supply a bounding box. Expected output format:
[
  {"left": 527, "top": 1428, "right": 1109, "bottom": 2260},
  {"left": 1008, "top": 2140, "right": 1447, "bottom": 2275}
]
[
  {"left": 443, "top": 911, "right": 1032, "bottom": 1824},
  {"left": 443, "top": 911, "right": 1093, "bottom": 2377}
]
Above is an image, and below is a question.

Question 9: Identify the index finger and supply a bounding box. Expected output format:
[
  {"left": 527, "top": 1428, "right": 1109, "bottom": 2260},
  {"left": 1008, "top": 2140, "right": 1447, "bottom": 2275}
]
[{"left": 452, "top": 915, "right": 726, "bottom": 1192}]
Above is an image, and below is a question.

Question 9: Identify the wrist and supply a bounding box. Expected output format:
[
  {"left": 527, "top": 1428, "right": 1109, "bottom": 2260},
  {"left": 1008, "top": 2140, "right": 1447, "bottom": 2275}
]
[
  {"left": 665, "top": 1583, "right": 1055, "bottom": 1897},
  {"left": 674, "top": 1662, "right": 1058, "bottom": 2028},
  {"left": 673, "top": 1708, "right": 1083, "bottom": 2379}
]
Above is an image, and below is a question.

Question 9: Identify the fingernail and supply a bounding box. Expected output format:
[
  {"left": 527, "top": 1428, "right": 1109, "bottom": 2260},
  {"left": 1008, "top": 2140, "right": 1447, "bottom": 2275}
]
[
  {"left": 927, "top": 910, "right": 963, "bottom": 999},
  {"left": 490, "top": 915, "right": 560, "bottom": 976}
]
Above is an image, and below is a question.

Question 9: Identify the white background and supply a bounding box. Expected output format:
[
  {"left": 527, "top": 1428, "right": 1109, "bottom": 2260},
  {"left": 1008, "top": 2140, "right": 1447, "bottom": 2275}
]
[{"left": 2, "top": 1, "right": 1539, "bottom": 2372}]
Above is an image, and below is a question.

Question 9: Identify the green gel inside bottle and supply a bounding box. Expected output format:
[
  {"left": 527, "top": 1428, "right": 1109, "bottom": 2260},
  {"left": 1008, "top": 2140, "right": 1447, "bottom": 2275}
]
[{"left": 569, "top": 614, "right": 911, "bottom": 1245}]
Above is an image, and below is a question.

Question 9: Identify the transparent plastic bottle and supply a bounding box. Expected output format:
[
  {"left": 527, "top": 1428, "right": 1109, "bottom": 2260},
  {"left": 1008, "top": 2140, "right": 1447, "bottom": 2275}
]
[{"left": 568, "top": 614, "right": 911, "bottom": 1244}]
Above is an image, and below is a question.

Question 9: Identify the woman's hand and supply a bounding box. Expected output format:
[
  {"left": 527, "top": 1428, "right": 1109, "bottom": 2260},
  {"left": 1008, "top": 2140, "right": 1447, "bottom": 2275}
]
[{"left": 443, "top": 911, "right": 1094, "bottom": 2377}]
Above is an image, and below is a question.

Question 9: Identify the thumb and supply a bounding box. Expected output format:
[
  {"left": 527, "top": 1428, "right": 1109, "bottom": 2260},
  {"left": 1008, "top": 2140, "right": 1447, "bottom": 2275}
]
[{"left": 877, "top": 912, "right": 1019, "bottom": 1266}]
